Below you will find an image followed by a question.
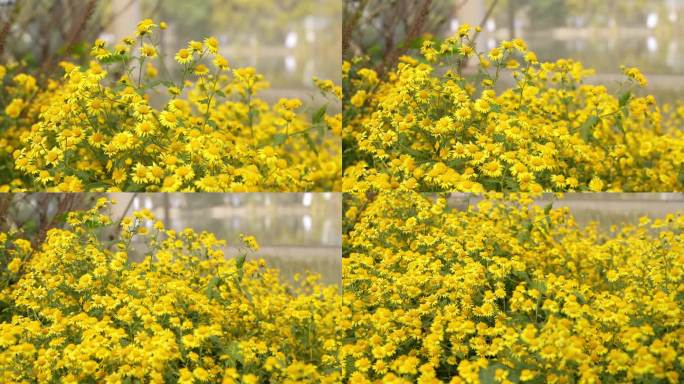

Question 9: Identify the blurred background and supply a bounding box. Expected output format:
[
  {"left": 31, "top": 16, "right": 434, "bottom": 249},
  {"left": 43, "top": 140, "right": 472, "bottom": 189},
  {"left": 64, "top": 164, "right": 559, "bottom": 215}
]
[
  {"left": 0, "top": 0, "right": 341, "bottom": 102},
  {"left": 0, "top": 193, "right": 342, "bottom": 286},
  {"left": 448, "top": 192, "right": 684, "bottom": 230},
  {"left": 344, "top": 0, "right": 684, "bottom": 102}
]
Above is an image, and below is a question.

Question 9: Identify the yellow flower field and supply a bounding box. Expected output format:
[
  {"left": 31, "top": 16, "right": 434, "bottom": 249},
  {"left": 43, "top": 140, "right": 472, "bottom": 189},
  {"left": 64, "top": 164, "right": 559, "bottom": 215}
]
[
  {"left": 0, "top": 199, "right": 342, "bottom": 383},
  {"left": 0, "top": 20, "right": 341, "bottom": 192},
  {"left": 343, "top": 24, "right": 684, "bottom": 193},
  {"left": 341, "top": 192, "right": 684, "bottom": 383}
]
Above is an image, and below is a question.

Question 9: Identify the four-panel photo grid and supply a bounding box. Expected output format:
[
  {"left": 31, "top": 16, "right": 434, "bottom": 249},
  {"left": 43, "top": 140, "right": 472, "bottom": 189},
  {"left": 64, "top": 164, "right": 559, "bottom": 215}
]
[{"left": 0, "top": 0, "right": 683, "bottom": 383}]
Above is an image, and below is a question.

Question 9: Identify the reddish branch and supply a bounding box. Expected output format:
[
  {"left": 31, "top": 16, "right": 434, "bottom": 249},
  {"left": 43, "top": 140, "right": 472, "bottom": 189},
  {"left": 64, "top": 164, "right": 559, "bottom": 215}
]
[
  {"left": 41, "top": 0, "right": 98, "bottom": 76},
  {"left": 376, "top": 0, "right": 433, "bottom": 76}
]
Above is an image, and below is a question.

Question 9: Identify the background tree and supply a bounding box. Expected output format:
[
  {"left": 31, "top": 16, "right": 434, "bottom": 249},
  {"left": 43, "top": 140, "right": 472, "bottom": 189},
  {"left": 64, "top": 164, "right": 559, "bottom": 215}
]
[
  {"left": 0, "top": 0, "right": 111, "bottom": 78},
  {"left": 343, "top": 0, "right": 465, "bottom": 74}
]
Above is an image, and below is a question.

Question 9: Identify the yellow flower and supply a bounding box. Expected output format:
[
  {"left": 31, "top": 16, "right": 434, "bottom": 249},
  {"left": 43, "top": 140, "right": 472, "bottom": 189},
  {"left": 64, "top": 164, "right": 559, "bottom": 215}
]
[
  {"left": 111, "top": 131, "right": 135, "bottom": 152},
  {"left": 213, "top": 55, "right": 230, "bottom": 71},
  {"left": 188, "top": 40, "right": 204, "bottom": 52},
  {"left": 175, "top": 48, "right": 193, "bottom": 64},
  {"left": 136, "top": 18, "right": 156, "bottom": 35},
  {"left": 193, "top": 367, "right": 210, "bottom": 381},
  {"left": 4, "top": 98, "right": 24, "bottom": 118},
  {"left": 474, "top": 98, "right": 490, "bottom": 113},
  {"left": 350, "top": 90, "right": 367, "bottom": 108},
  {"left": 194, "top": 64, "right": 209, "bottom": 76},
  {"left": 178, "top": 368, "right": 194, "bottom": 384},
  {"left": 342, "top": 34, "right": 684, "bottom": 194},
  {"left": 146, "top": 62, "right": 158, "bottom": 78},
  {"left": 488, "top": 47, "right": 503, "bottom": 61},
  {"left": 341, "top": 191, "right": 684, "bottom": 382},
  {"left": 45, "top": 148, "right": 63, "bottom": 166},
  {"left": 481, "top": 160, "right": 502, "bottom": 177},
  {"left": 241, "top": 234, "right": 259, "bottom": 251},
  {"left": 159, "top": 110, "right": 178, "bottom": 128},
  {"left": 135, "top": 120, "right": 156, "bottom": 137},
  {"left": 623, "top": 66, "right": 648, "bottom": 87},
  {"left": 1, "top": 19, "right": 341, "bottom": 192},
  {"left": 7, "top": 258, "right": 21, "bottom": 273},
  {"left": 204, "top": 36, "right": 219, "bottom": 54},
  {"left": 589, "top": 176, "right": 604, "bottom": 192},
  {"left": 520, "top": 369, "right": 537, "bottom": 381},
  {"left": 140, "top": 43, "right": 158, "bottom": 58},
  {"left": 0, "top": 196, "right": 342, "bottom": 384}
]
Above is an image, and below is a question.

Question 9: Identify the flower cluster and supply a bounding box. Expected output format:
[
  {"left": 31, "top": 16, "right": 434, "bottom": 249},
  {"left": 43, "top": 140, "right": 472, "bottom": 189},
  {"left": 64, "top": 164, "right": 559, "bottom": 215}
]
[
  {"left": 343, "top": 24, "right": 684, "bottom": 193},
  {"left": 3, "top": 19, "right": 341, "bottom": 192},
  {"left": 0, "top": 64, "right": 52, "bottom": 189},
  {"left": 341, "top": 191, "right": 684, "bottom": 383},
  {"left": 0, "top": 199, "right": 341, "bottom": 383}
]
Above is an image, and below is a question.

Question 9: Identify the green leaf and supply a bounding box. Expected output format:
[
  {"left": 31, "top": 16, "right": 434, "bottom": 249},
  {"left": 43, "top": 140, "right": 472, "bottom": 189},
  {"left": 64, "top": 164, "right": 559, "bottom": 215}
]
[
  {"left": 205, "top": 276, "right": 221, "bottom": 300},
  {"left": 316, "top": 123, "right": 326, "bottom": 140},
  {"left": 214, "top": 90, "right": 226, "bottom": 98},
  {"left": 223, "top": 341, "right": 244, "bottom": 364},
  {"left": 139, "top": 80, "right": 175, "bottom": 91},
  {"left": 619, "top": 91, "right": 631, "bottom": 107},
  {"left": 479, "top": 363, "right": 509, "bottom": 384},
  {"left": 312, "top": 104, "right": 327, "bottom": 125},
  {"left": 99, "top": 54, "right": 130, "bottom": 64},
  {"left": 304, "top": 133, "right": 319, "bottom": 155},
  {"left": 271, "top": 133, "right": 288, "bottom": 146},
  {"left": 236, "top": 253, "right": 246, "bottom": 270},
  {"left": 235, "top": 253, "right": 246, "bottom": 283},
  {"left": 84, "top": 181, "right": 111, "bottom": 190},
  {"left": 530, "top": 280, "right": 547, "bottom": 294},
  {"left": 579, "top": 115, "right": 600, "bottom": 142},
  {"left": 406, "top": 36, "right": 428, "bottom": 50}
]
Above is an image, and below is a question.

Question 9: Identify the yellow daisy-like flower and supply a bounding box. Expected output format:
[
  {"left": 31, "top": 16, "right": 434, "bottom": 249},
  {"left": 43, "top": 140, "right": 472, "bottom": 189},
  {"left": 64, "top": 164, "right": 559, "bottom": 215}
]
[
  {"left": 88, "top": 62, "right": 107, "bottom": 80},
  {"left": 175, "top": 48, "right": 193, "bottom": 64},
  {"left": 204, "top": 36, "right": 219, "bottom": 54},
  {"left": 4, "top": 98, "right": 24, "bottom": 118},
  {"left": 481, "top": 160, "right": 502, "bottom": 177},
  {"left": 194, "top": 64, "right": 209, "bottom": 76},
  {"left": 241, "top": 234, "right": 260, "bottom": 251},
  {"left": 474, "top": 98, "right": 490, "bottom": 113},
  {"left": 136, "top": 18, "right": 156, "bottom": 36},
  {"left": 174, "top": 165, "right": 194, "bottom": 181},
  {"left": 135, "top": 120, "right": 156, "bottom": 137},
  {"left": 188, "top": 40, "right": 204, "bottom": 52},
  {"left": 589, "top": 176, "right": 604, "bottom": 192},
  {"left": 213, "top": 55, "right": 229, "bottom": 71},
  {"left": 7, "top": 258, "right": 21, "bottom": 273},
  {"left": 159, "top": 110, "right": 178, "bottom": 128},
  {"left": 488, "top": 47, "right": 503, "bottom": 61},
  {"left": 140, "top": 43, "right": 158, "bottom": 58},
  {"left": 111, "top": 168, "right": 127, "bottom": 184},
  {"left": 110, "top": 131, "right": 135, "bottom": 151},
  {"left": 45, "top": 148, "right": 63, "bottom": 166}
]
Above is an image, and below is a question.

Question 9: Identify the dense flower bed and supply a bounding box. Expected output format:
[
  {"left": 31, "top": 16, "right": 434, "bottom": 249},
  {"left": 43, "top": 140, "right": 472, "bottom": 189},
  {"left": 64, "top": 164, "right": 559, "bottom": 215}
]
[
  {"left": 343, "top": 24, "right": 684, "bottom": 193},
  {"left": 1, "top": 19, "right": 341, "bottom": 192},
  {"left": 0, "top": 199, "right": 341, "bottom": 383},
  {"left": 341, "top": 192, "right": 684, "bottom": 383}
]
